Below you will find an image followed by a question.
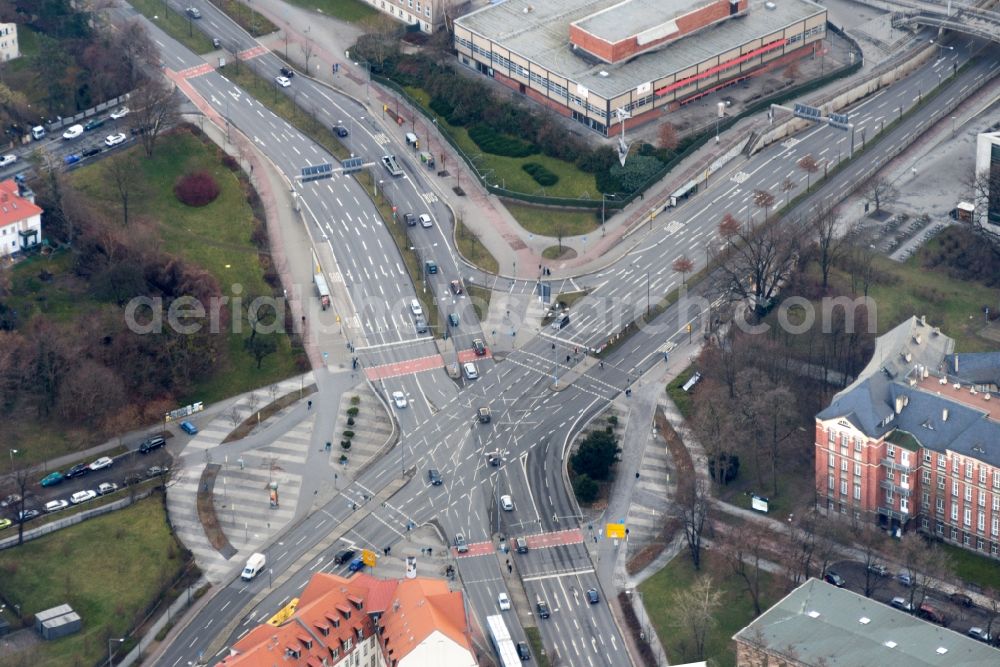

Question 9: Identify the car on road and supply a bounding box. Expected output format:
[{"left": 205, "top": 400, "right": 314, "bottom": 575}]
[
  {"left": 64, "top": 154, "right": 81, "bottom": 165},
  {"left": 70, "top": 490, "right": 97, "bottom": 505},
  {"left": 586, "top": 588, "right": 600, "bottom": 604},
  {"left": 550, "top": 312, "right": 571, "bottom": 330},
  {"left": 463, "top": 362, "right": 478, "bottom": 380},
  {"left": 897, "top": 571, "right": 913, "bottom": 587},
  {"left": 392, "top": 391, "right": 408, "bottom": 408},
  {"left": 97, "top": 482, "right": 119, "bottom": 496},
  {"left": 275, "top": 76, "right": 292, "bottom": 88},
  {"left": 823, "top": 571, "right": 846, "bottom": 588},
  {"left": 867, "top": 563, "right": 888, "bottom": 577},
  {"left": 515, "top": 537, "right": 528, "bottom": 554},
  {"left": 425, "top": 260, "right": 437, "bottom": 274},
  {"left": 516, "top": 641, "right": 530, "bottom": 660},
  {"left": 139, "top": 435, "right": 166, "bottom": 454},
  {"left": 455, "top": 533, "right": 468, "bottom": 553},
  {"left": 403, "top": 212, "right": 416, "bottom": 226},
  {"left": 212, "top": 37, "right": 221, "bottom": 48},
  {"left": 66, "top": 463, "right": 90, "bottom": 479},
  {"left": 179, "top": 420, "right": 199, "bottom": 435},
  {"left": 917, "top": 602, "right": 947, "bottom": 626},
  {"left": 280, "top": 67, "right": 295, "bottom": 78},
  {"left": 62, "top": 124, "right": 84, "bottom": 140},
  {"left": 890, "top": 596, "right": 914, "bottom": 612},
  {"left": 186, "top": 7, "right": 201, "bottom": 18},
  {"left": 81, "top": 146, "right": 102, "bottom": 157},
  {"left": 449, "top": 280, "right": 463, "bottom": 295},
  {"left": 418, "top": 214, "right": 433, "bottom": 228},
  {"left": 409, "top": 299, "right": 423, "bottom": 317},
  {"left": 109, "top": 107, "right": 129, "bottom": 119},
  {"left": 84, "top": 118, "right": 105, "bottom": 132},
  {"left": 472, "top": 338, "right": 486, "bottom": 355},
  {"left": 968, "top": 627, "right": 992, "bottom": 642},
  {"left": 348, "top": 557, "right": 365, "bottom": 572},
  {"left": 0, "top": 494, "right": 21, "bottom": 507},
  {"left": 89, "top": 457, "right": 113, "bottom": 471},
  {"left": 146, "top": 466, "right": 168, "bottom": 478},
  {"left": 0, "top": 154, "right": 17, "bottom": 168},
  {"left": 104, "top": 133, "right": 126, "bottom": 147},
  {"left": 40, "top": 471, "right": 65, "bottom": 487},
  {"left": 448, "top": 313, "right": 459, "bottom": 328},
  {"left": 334, "top": 549, "right": 356, "bottom": 565},
  {"left": 497, "top": 592, "right": 511, "bottom": 610},
  {"left": 334, "top": 124, "right": 348, "bottom": 137},
  {"left": 536, "top": 600, "right": 550, "bottom": 619},
  {"left": 44, "top": 499, "right": 69, "bottom": 513},
  {"left": 17, "top": 509, "right": 39, "bottom": 522},
  {"left": 478, "top": 407, "right": 492, "bottom": 424},
  {"left": 413, "top": 315, "right": 428, "bottom": 334},
  {"left": 949, "top": 592, "right": 973, "bottom": 608},
  {"left": 427, "top": 469, "right": 442, "bottom": 486},
  {"left": 0, "top": 518, "right": 10, "bottom": 530},
  {"left": 500, "top": 495, "right": 514, "bottom": 511}
]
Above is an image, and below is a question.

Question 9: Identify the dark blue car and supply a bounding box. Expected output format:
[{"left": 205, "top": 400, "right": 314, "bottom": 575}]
[
  {"left": 64, "top": 154, "right": 80, "bottom": 165},
  {"left": 179, "top": 421, "right": 198, "bottom": 435}
]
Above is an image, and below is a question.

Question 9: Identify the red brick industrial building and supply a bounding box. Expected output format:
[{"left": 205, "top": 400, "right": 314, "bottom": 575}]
[
  {"left": 454, "top": 0, "right": 827, "bottom": 135},
  {"left": 815, "top": 316, "right": 1000, "bottom": 559}
]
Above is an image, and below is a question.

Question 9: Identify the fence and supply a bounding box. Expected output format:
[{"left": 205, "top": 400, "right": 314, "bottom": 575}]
[
  {"left": 373, "top": 25, "right": 861, "bottom": 210},
  {"left": 42, "top": 93, "right": 130, "bottom": 133},
  {"left": 0, "top": 486, "right": 156, "bottom": 550},
  {"left": 116, "top": 576, "right": 208, "bottom": 667}
]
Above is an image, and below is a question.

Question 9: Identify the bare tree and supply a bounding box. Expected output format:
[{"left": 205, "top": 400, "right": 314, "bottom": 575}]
[
  {"left": 678, "top": 476, "right": 710, "bottom": 570},
  {"left": 112, "top": 19, "right": 158, "bottom": 89},
  {"left": 302, "top": 39, "right": 316, "bottom": 74},
  {"left": 753, "top": 189, "right": 776, "bottom": 222},
  {"left": 268, "top": 382, "right": 280, "bottom": 405},
  {"left": 780, "top": 177, "right": 796, "bottom": 208},
  {"left": 854, "top": 522, "right": 891, "bottom": 598},
  {"left": 809, "top": 205, "right": 844, "bottom": 290},
  {"left": 11, "top": 463, "right": 36, "bottom": 545},
  {"left": 247, "top": 391, "right": 259, "bottom": 419},
  {"left": 899, "top": 533, "right": 952, "bottom": 612},
  {"left": 798, "top": 155, "right": 819, "bottom": 191},
  {"left": 862, "top": 176, "right": 898, "bottom": 213},
  {"left": 129, "top": 76, "right": 180, "bottom": 157},
  {"left": 962, "top": 167, "right": 1000, "bottom": 259},
  {"left": 672, "top": 255, "right": 694, "bottom": 286},
  {"left": 106, "top": 154, "right": 142, "bottom": 226},
  {"left": 670, "top": 575, "right": 722, "bottom": 660},
  {"left": 228, "top": 404, "right": 243, "bottom": 429},
  {"left": 722, "top": 521, "right": 767, "bottom": 616},
  {"left": 711, "top": 218, "right": 798, "bottom": 319}
]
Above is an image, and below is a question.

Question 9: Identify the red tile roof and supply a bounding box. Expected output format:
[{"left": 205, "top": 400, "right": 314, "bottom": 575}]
[
  {"left": 0, "top": 179, "right": 41, "bottom": 229},
  {"left": 221, "top": 573, "right": 473, "bottom": 667}
]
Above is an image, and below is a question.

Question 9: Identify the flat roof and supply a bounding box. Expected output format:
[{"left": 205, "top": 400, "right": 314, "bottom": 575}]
[
  {"left": 572, "top": 0, "right": 707, "bottom": 43},
  {"left": 733, "top": 579, "right": 1000, "bottom": 666},
  {"left": 457, "top": 0, "right": 826, "bottom": 99}
]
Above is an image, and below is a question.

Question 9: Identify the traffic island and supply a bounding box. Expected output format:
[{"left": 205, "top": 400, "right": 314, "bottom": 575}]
[{"left": 196, "top": 463, "right": 237, "bottom": 559}]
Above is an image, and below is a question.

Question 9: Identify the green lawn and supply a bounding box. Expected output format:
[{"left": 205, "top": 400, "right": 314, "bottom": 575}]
[
  {"left": 456, "top": 219, "right": 499, "bottom": 275},
  {"left": 128, "top": 0, "right": 216, "bottom": 54},
  {"left": 70, "top": 131, "right": 300, "bottom": 406},
  {"left": 541, "top": 245, "right": 576, "bottom": 261},
  {"left": 206, "top": 0, "right": 278, "bottom": 36},
  {"left": 666, "top": 367, "right": 697, "bottom": 419},
  {"left": 938, "top": 541, "right": 1000, "bottom": 592},
  {"left": 505, "top": 201, "right": 601, "bottom": 237},
  {"left": 640, "top": 551, "right": 778, "bottom": 667},
  {"left": 403, "top": 86, "right": 598, "bottom": 200},
  {"left": 524, "top": 626, "right": 552, "bottom": 667},
  {"left": 0, "top": 495, "right": 192, "bottom": 667},
  {"left": 283, "top": 0, "right": 379, "bottom": 22}
]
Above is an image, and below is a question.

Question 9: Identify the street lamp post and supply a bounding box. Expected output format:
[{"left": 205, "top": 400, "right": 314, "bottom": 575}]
[
  {"left": 353, "top": 60, "right": 371, "bottom": 102},
  {"left": 108, "top": 637, "right": 125, "bottom": 667},
  {"left": 601, "top": 193, "right": 616, "bottom": 236},
  {"left": 8, "top": 448, "right": 17, "bottom": 472}
]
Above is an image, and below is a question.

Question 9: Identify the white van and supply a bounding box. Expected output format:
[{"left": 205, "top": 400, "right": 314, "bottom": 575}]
[
  {"left": 405, "top": 132, "right": 418, "bottom": 147},
  {"left": 31, "top": 126, "right": 45, "bottom": 140},
  {"left": 241, "top": 552, "right": 266, "bottom": 580}
]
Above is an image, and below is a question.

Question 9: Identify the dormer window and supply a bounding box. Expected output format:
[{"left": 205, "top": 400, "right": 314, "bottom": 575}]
[
  {"left": 285, "top": 646, "right": 301, "bottom": 659},
  {"left": 315, "top": 623, "right": 330, "bottom": 636}
]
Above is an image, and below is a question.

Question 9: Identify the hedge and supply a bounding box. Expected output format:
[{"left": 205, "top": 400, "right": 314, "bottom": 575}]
[
  {"left": 522, "top": 162, "right": 559, "bottom": 187},
  {"left": 467, "top": 124, "right": 537, "bottom": 158}
]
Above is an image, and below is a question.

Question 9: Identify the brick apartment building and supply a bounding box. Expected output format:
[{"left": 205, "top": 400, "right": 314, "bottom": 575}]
[{"left": 815, "top": 316, "right": 1000, "bottom": 559}]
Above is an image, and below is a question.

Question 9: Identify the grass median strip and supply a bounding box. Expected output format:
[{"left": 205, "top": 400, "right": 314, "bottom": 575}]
[{"left": 128, "top": 0, "right": 216, "bottom": 54}]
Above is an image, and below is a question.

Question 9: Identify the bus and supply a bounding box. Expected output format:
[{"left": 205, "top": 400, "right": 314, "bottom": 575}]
[{"left": 485, "top": 614, "right": 521, "bottom": 667}]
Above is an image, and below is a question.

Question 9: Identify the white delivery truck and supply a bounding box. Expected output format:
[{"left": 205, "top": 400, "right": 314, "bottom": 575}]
[
  {"left": 241, "top": 552, "right": 266, "bottom": 580},
  {"left": 31, "top": 126, "right": 45, "bottom": 140}
]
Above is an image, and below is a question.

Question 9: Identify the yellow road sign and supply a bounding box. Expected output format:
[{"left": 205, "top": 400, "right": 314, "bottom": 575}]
[
  {"left": 362, "top": 549, "right": 377, "bottom": 567},
  {"left": 606, "top": 523, "right": 626, "bottom": 539}
]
